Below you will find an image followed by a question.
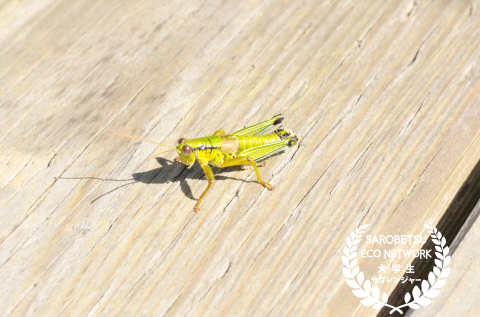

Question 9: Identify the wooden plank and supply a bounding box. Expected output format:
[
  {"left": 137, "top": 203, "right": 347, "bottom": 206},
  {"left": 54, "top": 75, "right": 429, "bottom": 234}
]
[
  {"left": 0, "top": 0, "right": 480, "bottom": 316},
  {"left": 409, "top": 199, "right": 480, "bottom": 316}
]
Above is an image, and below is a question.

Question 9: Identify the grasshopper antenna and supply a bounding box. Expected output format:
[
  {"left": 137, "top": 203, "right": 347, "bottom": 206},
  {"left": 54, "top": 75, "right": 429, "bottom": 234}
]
[
  {"left": 147, "top": 150, "right": 176, "bottom": 161},
  {"left": 110, "top": 132, "right": 175, "bottom": 149}
]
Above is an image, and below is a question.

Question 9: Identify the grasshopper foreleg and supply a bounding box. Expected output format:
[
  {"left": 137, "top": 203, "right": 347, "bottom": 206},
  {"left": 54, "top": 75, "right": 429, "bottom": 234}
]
[{"left": 194, "top": 163, "right": 215, "bottom": 212}]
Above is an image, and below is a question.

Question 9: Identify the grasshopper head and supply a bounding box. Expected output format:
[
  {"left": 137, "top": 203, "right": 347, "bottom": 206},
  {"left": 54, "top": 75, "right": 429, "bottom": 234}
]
[{"left": 176, "top": 138, "right": 195, "bottom": 168}]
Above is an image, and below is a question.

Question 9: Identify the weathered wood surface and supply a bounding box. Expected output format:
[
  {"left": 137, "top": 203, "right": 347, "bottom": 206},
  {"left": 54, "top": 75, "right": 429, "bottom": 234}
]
[
  {"left": 1, "top": 0, "right": 480, "bottom": 316},
  {"left": 409, "top": 198, "right": 480, "bottom": 316}
]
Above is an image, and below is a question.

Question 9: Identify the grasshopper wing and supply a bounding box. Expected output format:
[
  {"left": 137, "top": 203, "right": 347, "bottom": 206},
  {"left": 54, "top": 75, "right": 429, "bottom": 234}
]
[{"left": 231, "top": 114, "right": 284, "bottom": 136}]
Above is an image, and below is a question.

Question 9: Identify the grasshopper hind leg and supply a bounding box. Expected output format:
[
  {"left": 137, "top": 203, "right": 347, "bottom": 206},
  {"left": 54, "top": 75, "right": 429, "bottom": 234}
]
[
  {"left": 213, "top": 129, "right": 226, "bottom": 136},
  {"left": 227, "top": 134, "right": 300, "bottom": 188},
  {"left": 218, "top": 157, "right": 274, "bottom": 190},
  {"left": 230, "top": 114, "right": 284, "bottom": 136},
  {"left": 241, "top": 161, "right": 266, "bottom": 169}
]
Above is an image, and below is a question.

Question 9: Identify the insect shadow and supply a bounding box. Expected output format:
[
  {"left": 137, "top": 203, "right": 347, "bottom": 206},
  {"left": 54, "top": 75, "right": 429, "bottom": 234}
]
[
  {"left": 59, "top": 157, "right": 263, "bottom": 203},
  {"left": 59, "top": 153, "right": 278, "bottom": 204},
  {"left": 132, "top": 157, "right": 259, "bottom": 201}
]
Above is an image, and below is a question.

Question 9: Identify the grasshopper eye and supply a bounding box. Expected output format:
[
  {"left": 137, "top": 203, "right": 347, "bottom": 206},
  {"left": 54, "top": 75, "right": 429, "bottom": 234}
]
[
  {"left": 178, "top": 138, "right": 185, "bottom": 144},
  {"left": 182, "top": 145, "right": 192, "bottom": 156}
]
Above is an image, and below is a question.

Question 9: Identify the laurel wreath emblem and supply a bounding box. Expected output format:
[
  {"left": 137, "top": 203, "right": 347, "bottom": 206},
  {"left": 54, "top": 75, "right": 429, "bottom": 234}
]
[{"left": 342, "top": 224, "right": 451, "bottom": 314}]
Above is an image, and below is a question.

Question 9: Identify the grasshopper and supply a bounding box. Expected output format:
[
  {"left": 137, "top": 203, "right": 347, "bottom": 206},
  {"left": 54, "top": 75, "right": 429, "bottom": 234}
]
[{"left": 111, "top": 114, "right": 300, "bottom": 212}]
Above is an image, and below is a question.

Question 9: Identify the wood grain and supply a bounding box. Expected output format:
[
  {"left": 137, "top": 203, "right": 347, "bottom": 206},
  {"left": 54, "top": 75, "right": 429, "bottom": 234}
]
[
  {"left": 409, "top": 198, "right": 480, "bottom": 316},
  {"left": 1, "top": 0, "right": 480, "bottom": 316}
]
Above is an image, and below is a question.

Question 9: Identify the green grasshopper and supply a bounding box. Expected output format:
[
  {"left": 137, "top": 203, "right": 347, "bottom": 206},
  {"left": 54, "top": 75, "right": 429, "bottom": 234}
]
[{"left": 111, "top": 114, "right": 300, "bottom": 212}]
